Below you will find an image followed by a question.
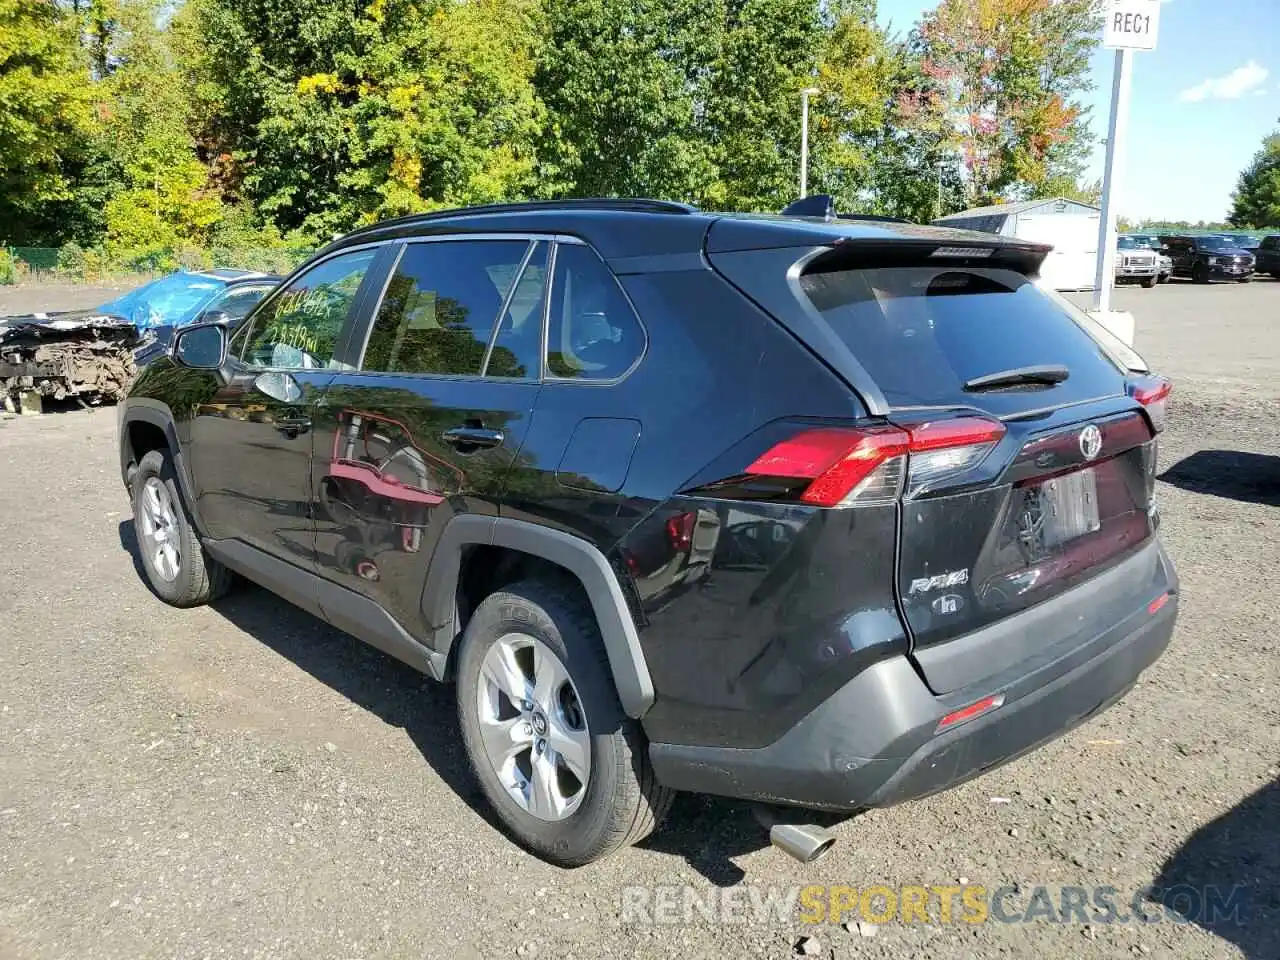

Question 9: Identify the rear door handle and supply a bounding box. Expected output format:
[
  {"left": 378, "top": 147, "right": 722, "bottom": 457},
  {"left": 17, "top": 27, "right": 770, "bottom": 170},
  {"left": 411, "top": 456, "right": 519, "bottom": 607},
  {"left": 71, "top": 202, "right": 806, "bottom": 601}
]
[
  {"left": 276, "top": 415, "right": 312, "bottom": 438},
  {"left": 443, "top": 426, "right": 504, "bottom": 449}
]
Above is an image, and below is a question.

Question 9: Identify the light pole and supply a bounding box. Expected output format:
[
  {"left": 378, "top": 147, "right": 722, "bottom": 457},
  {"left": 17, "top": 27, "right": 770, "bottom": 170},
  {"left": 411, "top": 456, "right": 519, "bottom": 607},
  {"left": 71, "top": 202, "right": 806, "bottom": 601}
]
[{"left": 799, "top": 87, "right": 819, "bottom": 198}]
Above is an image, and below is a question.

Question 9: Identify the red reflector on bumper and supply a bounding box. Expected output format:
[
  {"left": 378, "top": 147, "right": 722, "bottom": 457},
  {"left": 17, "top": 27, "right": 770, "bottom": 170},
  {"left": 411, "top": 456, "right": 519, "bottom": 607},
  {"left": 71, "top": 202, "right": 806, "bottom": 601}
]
[
  {"left": 1148, "top": 592, "right": 1170, "bottom": 615},
  {"left": 936, "top": 693, "right": 1005, "bottom": 733}
]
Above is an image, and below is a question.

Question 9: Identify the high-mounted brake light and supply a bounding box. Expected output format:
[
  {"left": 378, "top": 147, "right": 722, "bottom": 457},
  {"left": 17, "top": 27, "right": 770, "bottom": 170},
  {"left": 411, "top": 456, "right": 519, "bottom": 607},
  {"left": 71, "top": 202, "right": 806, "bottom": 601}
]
[
  {"left": 1128, "top": 375, "right": 1172, "bottom": 433},
  {"left": 931, "top": 246, "right": 993, "bottom": 259},
  {"left": 744, "top": 416, "right": 1005, "bottom": 508}
]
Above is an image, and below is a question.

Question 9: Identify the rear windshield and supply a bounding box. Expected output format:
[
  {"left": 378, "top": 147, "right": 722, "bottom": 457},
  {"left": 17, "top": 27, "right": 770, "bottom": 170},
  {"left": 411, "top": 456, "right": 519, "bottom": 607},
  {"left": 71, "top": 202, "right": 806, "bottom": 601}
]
[{"left": 798, "top": 266, "right": 1127, "bottom": 409}]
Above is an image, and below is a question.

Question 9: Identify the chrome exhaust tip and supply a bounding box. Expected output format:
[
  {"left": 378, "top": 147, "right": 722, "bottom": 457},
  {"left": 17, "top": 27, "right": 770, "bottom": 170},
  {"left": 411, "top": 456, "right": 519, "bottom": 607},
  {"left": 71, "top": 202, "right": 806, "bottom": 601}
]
[{"left": 768, "top": 822, "right": 838, "bottom": 864}]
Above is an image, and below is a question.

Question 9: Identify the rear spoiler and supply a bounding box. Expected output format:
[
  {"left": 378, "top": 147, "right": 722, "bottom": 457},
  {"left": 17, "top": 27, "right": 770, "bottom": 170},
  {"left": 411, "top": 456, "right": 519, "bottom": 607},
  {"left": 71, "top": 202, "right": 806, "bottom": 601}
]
[{"left": 802, "top": 236, "right": 1051, "bottom": 278}]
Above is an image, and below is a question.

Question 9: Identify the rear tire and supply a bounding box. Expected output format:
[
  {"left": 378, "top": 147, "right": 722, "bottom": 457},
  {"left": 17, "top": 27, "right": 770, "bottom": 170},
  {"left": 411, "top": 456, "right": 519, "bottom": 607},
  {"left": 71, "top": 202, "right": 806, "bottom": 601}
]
[
  {"left": 456, "top": 579, "right": 674, "bottom": 866},
  {"left": 131, "top": 449, "right": 232, "bottom": 607}
]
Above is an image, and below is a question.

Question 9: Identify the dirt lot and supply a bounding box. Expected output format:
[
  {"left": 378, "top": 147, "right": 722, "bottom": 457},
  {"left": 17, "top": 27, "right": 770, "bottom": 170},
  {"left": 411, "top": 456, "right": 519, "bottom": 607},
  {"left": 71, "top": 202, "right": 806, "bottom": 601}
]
[{"left": 1, "top": 280, "right": 1277, "bottom": 960}]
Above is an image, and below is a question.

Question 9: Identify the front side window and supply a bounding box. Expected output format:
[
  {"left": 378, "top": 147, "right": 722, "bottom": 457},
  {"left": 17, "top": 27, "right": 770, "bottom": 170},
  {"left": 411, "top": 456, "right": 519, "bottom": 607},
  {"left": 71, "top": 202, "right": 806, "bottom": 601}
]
[
  {"left": 546, "top": 243, "right": 645, "bottom": 380},
  {"left": 204, "top": 284, "right": 275, "bottom": 324},
  {"left": 363, "top": 240, "right": 537, "bottom": 377},
  {"left": 241, "top": 250, "right": 376, "bottom": 369}
]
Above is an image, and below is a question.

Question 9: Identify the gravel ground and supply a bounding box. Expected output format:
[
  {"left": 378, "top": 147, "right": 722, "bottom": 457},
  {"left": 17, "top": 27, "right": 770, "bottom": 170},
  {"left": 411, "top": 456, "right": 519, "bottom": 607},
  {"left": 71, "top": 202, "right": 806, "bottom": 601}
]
[{"left": 1, "top": 280, "right": 1277, "bottom": 960}]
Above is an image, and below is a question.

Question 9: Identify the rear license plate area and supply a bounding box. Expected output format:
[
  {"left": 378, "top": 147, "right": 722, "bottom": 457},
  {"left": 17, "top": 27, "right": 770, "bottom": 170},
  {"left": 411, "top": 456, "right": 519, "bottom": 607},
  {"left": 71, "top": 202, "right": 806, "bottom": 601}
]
[{"left": 1040, "top": 469, "right": 1101, "bottom": 547}]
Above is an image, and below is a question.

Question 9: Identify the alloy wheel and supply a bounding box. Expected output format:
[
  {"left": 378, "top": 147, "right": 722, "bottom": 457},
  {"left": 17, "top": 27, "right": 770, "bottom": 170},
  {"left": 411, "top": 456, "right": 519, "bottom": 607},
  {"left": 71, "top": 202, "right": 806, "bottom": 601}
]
[
  {"left": 475, "top": 633, "right": 591, "bottom": 821},
  {"left": 138, "top": 477, "right": 181, "bottom": 582}
]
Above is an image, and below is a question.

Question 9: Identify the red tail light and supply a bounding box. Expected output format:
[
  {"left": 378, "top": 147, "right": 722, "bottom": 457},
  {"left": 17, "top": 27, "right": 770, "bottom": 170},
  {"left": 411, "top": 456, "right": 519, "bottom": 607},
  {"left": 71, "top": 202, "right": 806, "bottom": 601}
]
[
  {"left": 744, "top": 416, "right": 1005, "bottom": 508},
  {"left": 665, "top": 511, "right": 695, "bottom": 551},
  {"left": 1128, "top": 375, "right": 1172, "bottom": 433},
  {"left": 936, "top": 692, "right": 1005, "bottom": 732}
]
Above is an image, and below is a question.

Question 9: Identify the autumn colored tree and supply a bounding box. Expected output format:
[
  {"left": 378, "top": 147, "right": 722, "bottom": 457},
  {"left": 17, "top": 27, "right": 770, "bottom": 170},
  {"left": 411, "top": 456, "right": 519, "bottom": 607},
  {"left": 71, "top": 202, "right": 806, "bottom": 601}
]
[
  {"left": 913, "top": 0, "right": 1099, "bottom": 206},
  {"left": 6, "top": 0, "right": 1110, "bottom": 250}
]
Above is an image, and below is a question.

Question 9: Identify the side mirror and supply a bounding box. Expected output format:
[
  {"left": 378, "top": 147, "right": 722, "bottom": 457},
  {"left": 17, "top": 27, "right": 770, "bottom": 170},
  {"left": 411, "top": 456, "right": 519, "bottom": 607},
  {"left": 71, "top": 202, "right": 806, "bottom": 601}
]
[{"left": 172, "top": 323, "right": 227, "bottom": 369}]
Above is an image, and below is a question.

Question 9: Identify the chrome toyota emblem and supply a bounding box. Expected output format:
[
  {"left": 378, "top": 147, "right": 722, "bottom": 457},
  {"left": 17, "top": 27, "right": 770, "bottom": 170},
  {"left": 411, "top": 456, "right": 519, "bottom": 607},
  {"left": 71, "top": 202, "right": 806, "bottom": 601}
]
[{"left": 1079, "top": 424, "right": 1103, "bottom": 460}]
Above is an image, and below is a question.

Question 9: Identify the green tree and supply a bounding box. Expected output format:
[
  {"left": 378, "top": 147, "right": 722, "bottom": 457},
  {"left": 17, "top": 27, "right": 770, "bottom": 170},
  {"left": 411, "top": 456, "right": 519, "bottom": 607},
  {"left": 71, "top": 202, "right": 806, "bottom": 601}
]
[
  {"left": 698, "top": 0, "right": 826, "bottom": 211},
  {"left": 185, "top": 0, "right": 550, "bottom": 241},
  {"left": 534, "top": 0, "right": 716, "bottom": 202},
  {"left": 0, "top": 0, "right": 95, "bottom": 243},
  {"left": 806, "top": 0, "right": 897, "bottom": 210},
  {"left": 98, "top": 0, "right": 222, "bottom": 252},
  {"left": 1227, "top": 129, "right": 1280, "bottom": 229}
]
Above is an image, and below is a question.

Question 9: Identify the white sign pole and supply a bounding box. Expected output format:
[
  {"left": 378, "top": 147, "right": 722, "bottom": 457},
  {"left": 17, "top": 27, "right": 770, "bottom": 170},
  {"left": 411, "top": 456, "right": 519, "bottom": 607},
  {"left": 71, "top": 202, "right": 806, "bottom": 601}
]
[{"left": 1092, "top": 47, "right": 1134, "bottom": 313}]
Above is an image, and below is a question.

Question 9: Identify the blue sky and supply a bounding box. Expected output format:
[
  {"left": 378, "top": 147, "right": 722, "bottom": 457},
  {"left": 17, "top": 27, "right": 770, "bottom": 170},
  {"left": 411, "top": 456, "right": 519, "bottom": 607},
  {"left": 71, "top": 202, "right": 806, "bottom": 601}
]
[{"left": 875, "top": 0, "right": 1279, "bottom": 222}]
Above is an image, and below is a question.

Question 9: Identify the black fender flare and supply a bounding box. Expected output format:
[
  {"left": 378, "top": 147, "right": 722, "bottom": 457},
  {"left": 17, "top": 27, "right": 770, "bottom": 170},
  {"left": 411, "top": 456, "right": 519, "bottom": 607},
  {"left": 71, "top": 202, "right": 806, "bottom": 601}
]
[
  {"left": 420, "top": 514, "right": 655, "bottom": 718},
  {"left": 118, "top": 400, "right": 207, "bottom": 535}
]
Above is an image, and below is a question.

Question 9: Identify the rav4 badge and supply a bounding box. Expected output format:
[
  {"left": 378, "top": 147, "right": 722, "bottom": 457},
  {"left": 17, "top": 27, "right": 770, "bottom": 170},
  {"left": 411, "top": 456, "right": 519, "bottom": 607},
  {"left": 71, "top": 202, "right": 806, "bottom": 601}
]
[{"left": 908, "top": 569, "right": 969, "bottom": 594}]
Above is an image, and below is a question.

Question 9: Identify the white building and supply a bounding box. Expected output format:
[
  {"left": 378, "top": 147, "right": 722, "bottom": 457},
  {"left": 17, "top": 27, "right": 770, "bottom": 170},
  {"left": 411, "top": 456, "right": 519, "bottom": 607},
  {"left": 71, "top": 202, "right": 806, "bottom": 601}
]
[{"left": 933, "top": 198, "right": 1101, "bottom": 291}]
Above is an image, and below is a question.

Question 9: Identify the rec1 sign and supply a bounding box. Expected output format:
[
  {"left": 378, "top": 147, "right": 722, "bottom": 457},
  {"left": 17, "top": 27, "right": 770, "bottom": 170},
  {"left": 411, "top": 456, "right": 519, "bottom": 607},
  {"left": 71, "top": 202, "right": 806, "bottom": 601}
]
[{"left": 1103, "top": 0, "right": 1161, "bottom": 51}]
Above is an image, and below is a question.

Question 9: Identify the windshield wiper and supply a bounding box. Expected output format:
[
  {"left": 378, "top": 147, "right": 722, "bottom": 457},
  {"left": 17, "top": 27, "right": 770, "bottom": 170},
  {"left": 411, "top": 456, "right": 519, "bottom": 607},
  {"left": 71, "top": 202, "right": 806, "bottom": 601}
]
[{"left": 963, "top": 364, "right": 1070, "bottom": 392}]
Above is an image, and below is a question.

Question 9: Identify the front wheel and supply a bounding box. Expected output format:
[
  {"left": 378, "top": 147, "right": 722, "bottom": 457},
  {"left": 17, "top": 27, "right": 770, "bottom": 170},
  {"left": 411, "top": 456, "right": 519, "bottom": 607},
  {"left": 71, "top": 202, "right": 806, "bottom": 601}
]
[
  {"left": 1193, "top": 262, "right": 1211, "bottom": 284},
  {"left": 456, "top": 579, "right": 673, "bottom": 866},
  {"left": 131, "top": 450, "right": 232, "bottom": 606},
  {"left": 1141, "top": 275, "right": 1157, "bottom": 288}
]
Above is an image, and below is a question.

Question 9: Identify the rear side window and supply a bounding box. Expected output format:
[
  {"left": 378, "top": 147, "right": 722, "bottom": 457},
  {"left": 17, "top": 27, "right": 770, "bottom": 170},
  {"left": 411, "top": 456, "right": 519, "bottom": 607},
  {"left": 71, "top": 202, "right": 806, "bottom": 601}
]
[
  {"left": 363, "top": 240, "right": 533, "bottom": 376},
  {"left": 546, "top": 244, "right": 644, "bottom": 380},
  {"left": 486, "top": 241, "right": 548, "bottom": 379},
  {"left": 798, "top": 266, "right": 1125, "bottom": 408}
]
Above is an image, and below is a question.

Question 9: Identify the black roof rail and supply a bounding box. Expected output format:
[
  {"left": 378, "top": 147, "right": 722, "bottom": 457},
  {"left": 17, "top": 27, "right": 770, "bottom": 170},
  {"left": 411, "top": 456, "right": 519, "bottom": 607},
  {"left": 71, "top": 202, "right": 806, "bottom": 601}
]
[{"left": 329, "top": 198, "right": 700, "bottom": 248}]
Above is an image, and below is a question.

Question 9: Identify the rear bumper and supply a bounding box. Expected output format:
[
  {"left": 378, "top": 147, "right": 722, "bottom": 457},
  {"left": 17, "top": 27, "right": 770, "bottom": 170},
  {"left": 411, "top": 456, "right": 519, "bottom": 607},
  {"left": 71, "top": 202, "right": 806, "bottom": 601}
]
[{"left": 650, "top": 547, "right": 1178, "bottom": 811}]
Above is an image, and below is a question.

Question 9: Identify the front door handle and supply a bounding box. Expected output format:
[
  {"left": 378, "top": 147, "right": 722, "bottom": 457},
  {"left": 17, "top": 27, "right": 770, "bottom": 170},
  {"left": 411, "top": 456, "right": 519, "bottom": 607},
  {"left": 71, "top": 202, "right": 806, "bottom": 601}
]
[
  {"left": 276, "top": 415, "right": 312, "bottom": 438},
  {"left": 443, "top": 426, "right": 504, "bottom": 449}
]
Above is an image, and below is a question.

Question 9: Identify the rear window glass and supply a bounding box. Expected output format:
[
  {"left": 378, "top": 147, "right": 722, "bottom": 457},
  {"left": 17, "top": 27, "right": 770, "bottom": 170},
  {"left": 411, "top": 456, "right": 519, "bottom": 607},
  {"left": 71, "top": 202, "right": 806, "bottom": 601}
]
[{"left": 799, "top": 267, "right": 1125, "bottom": 408}]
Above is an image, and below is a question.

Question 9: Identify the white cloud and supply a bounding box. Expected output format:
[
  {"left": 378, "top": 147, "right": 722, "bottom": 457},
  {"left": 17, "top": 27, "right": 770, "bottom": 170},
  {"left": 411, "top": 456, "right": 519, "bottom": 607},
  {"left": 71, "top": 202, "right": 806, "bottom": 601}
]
[{"left": 1179, "top": 61, "right": 1270, "bottom": 103}]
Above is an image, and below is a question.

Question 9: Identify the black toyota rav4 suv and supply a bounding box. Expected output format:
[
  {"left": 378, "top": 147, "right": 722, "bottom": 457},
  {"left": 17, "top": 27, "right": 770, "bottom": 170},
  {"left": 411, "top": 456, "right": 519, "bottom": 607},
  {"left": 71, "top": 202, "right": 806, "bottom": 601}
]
[{"left": 118, "top": 199, "right": 1178, "bottom": 866}]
